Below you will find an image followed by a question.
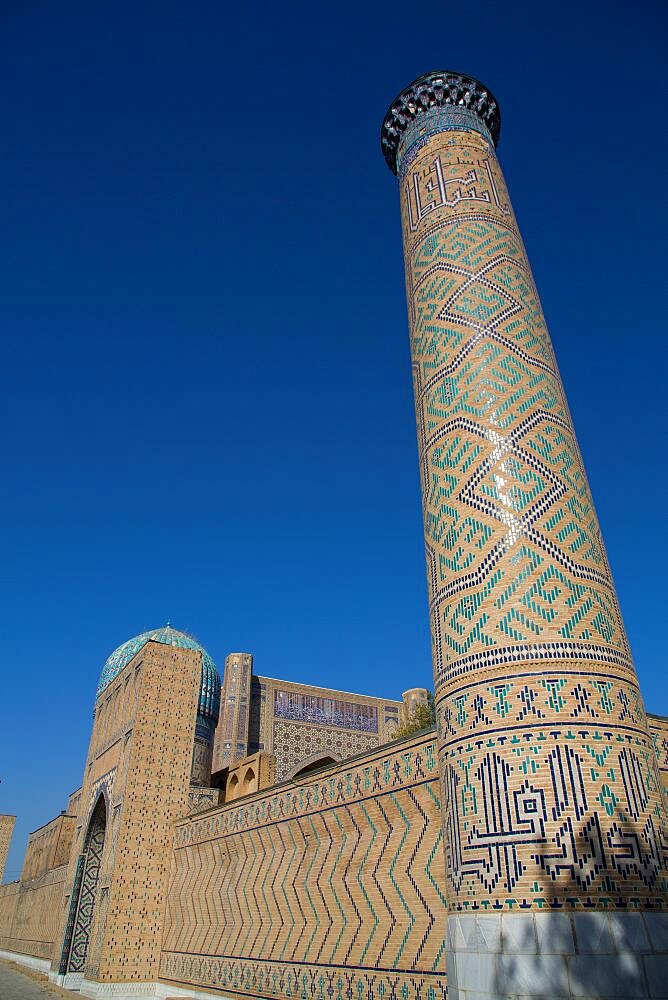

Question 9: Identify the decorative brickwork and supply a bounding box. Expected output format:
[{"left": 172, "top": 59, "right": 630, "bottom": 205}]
[
  {"left": 2, "top": 71, "right": 668, "bottom": 1000},
  {"left": 67, "top": 798, "right": 106, "bottom": 973},
  {"left": 21, "top": 815, "right": 75, "bottom": 882},
  {"left": 214, "top": 663, "right": 403, "bottom": 780},
  {"left": 187, "top": 785, "right": 221, "bottom": 815},
  {"left": 51, "top": 640, "right": 203, "bottom": 987},
  {"left": 91, "top": 642, "right": 200, "bottom": 983},
  {"left": 160, "top": 732, "right": 446, "bottom": 1000},
  {"left": 0, "top": 864, "right": 68, "bottom": 960},
  {"left": 213, "top": 653, "right": 253, "bottom": 770},
  {"left": 0, "top": 816, "right": 15, "bottom": 883},
  {"left": 225, "top": 751, "right": 275, "bottom": 801},
  {"left": 648, "top": 715, "right": 668, "bottom": 799},
  {"left": 0, "top": 881, "right": 18, "bottom": 949},
  {"left": 66, "top": 789, "right": 82, "bottom": 819},
  {"left": 383, "top": 73, "right": 668, "bottom": 917},
  {"left": 273, "top": 719, "right": 378, "bottom": 781}
]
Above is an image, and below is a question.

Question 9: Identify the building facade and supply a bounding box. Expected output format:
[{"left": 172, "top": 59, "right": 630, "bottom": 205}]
[
  {"left": 0, "top": 71, "right": 667, "bottom": 1000},
  {"left": 212, "top": 652, "right": 405, "bottom": 779}
]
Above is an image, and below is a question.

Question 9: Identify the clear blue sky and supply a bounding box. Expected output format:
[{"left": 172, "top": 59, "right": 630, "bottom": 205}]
[{"left": 1, "top": 0, "right": 666, "bottom": 880}]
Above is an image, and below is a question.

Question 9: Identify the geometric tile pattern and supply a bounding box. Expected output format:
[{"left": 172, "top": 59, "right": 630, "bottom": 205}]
[
  {"left": 397, "top": 117, "right": 668, "bottom": 911},
  {"left": 161, "top": 734, "right": 447, "bottom": 1000},
  {"left": 68, "top": 797, "right": 106, "bottom": 973},
  {"left": 213, "top": 666, "right": 403, "bottom": 778},
  {"left": 648, "top": 715, "right": 668, "bottom": 799},
  {"left": 272, "top": 720, "right": 378, "bottom": 781},
  {"left": 214, "top": 653, "right": 253, "bottom": 770}
]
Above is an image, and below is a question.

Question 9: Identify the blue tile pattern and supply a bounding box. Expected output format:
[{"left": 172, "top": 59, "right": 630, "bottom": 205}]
[{"left": 97, "top": 625, "right": 220, "bottom": 720}]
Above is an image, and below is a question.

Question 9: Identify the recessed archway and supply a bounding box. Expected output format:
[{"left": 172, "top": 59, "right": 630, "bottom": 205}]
[
  {"left": 227, "top": 772, "right": 240, "bottom": 801},
  {"left": 66, "top": 795, "right": 107, "bottom": 975},
  {"left": 287, "top": 753, "right": 340, "bottom": 780}
]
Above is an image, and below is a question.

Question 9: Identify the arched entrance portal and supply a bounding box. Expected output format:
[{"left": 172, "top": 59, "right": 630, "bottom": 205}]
[{"left": 67, "top": 796, "right": 106, "bottom": 974}]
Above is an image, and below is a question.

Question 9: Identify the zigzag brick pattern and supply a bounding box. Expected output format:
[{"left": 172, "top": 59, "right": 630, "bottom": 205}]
[
  {"left": 160, "top": 734, "right": 447, "bottom": 1000},
  {"left": 398, "top": 121, "right": 668, "bottom": 911}
]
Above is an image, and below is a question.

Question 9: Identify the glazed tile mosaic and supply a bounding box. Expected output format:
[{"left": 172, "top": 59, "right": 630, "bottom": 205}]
[{"left": 387, "top": 84, "right": 668, "bottom": 912}]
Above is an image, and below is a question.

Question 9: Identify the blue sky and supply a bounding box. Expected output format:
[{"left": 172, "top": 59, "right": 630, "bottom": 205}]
[{"left": 1, "top": 0, "right": 666, "bottom": 879}]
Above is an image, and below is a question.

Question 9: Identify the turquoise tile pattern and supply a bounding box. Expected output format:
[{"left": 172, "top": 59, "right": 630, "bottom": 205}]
[
  {"left": 385, "top": 75, "right": 668, "bottom": 913},
  {"left": 97, "top": 625, "right": 220, "bottom": 720}
]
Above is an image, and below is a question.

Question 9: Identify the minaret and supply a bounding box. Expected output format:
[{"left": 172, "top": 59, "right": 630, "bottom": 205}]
[{"left": 382, "top": 71, "right": 668, "bottom": 999}]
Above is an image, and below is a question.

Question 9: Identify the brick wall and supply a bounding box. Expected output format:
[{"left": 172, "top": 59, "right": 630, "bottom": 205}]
[
  {"left": 21, "top": 814, "right": 76, "bottom": 882},
  {"left": 160, "top": 730, "right": 447, "bottom": 1000},
  {"left": 0, "top": 815, "right": 15, "bottom": 883},
  {"left": 0, "top": 865, "right": 68, "bottom": 960}
]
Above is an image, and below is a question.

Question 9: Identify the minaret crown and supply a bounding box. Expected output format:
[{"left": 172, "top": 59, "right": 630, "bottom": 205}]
[{"left": 381, "top": 70, "right": 501, "bottom": 175}]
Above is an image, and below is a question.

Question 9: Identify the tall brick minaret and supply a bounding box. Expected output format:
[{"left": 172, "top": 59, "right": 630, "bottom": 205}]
[{"left": 382, "top": 71, "right": 668, "bottom": 999}]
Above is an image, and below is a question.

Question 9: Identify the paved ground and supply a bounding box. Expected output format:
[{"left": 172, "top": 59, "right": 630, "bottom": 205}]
[{"left": 0, "top": 961, "right": 72, "bottom": 999}]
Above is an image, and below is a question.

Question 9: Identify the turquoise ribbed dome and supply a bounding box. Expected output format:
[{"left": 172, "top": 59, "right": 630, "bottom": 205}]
[{"left": 97, "top": 625, "right": 220, "bottom": 720}]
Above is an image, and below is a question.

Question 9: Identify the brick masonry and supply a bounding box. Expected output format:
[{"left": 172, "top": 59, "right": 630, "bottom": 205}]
[
  {"left": 213, "top": 658, "right": 403, "bottom": 778},
  {"left": 391, "top": 86, "right": 668, "bottom": 914},
  {"left": 160, "top": 731, "right": 447, "bottom": 1000},
  {"left": 0, "top": 865, "right": 68, "bottom": 961},
  {"left": 648, "top": 715, "right": 668, "bottom": 799},
  {"left": 21, "top": 815, "right": 76, "bottom": 882},
  {"left": 0, "top": 816, "right": 15, "bottom": 883}
]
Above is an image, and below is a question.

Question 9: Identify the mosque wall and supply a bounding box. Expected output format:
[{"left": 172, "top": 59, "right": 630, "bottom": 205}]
[
  {"left": 0, "top": 815, "right": 15, "bottom": 882},
  {"left": 0, "top": 881, "right": 19, "bottom": 949},
  {"left": 66, "top": 788, "right": 83, "bottom": 819},
  {"left": 213, "top": 662, "right": 404, "bottom": 780},
  {"left": 0, "top": 864, "right": 68, "bottom": 960},
  {"left": 159, "top": 729, "right": 447, "bottom": 1000},
  {"left": 21, "top": 814, "right": 76, "bottom": 882}
]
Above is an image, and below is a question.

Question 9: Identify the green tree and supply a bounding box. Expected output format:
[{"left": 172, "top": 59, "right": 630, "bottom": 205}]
[{"left": 392, "top": 692, "right": 435, "bottom": 740}]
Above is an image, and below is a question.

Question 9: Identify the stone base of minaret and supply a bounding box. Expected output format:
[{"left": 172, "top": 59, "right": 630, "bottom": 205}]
[{"left": 446, "top": 912, "right": 668, "bottom": 999}]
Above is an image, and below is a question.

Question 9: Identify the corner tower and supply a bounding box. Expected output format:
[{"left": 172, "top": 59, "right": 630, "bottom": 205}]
[{"left": 382, "top": 71, "right": 668, "bottom": 999}]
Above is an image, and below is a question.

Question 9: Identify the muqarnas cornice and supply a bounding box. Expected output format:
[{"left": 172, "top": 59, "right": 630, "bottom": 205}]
[{"left": 381, "top": 69, "right": 501, "bottom": 174}]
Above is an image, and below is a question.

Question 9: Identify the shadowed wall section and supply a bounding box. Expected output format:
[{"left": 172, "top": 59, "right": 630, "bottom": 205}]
[{"left": 159, "top": 731, "right": 447, "bottom": 1000}]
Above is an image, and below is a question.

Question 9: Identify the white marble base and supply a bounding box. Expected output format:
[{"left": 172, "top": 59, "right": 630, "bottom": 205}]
[
  {"left": 446, "top": 911, "right": 668, "bottom": 999},
  {"left": 78, "top": 980, "right": 239, "bottom": 999},
  {"left": 0, "top": 949, "right": 52, "bottom": 974}
]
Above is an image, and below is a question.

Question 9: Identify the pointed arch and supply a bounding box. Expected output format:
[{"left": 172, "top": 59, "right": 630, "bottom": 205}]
[
  {"left": 66, "top": 795, "right": 107, "bottom": 975},
  {"left": 286, "top": 752, "right": 341, "bottom": 780}
]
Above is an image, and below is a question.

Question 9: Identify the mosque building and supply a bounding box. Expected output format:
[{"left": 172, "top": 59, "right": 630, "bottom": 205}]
[{"left": 1, "top": 70, "right": 667, "bottom": 1000}]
